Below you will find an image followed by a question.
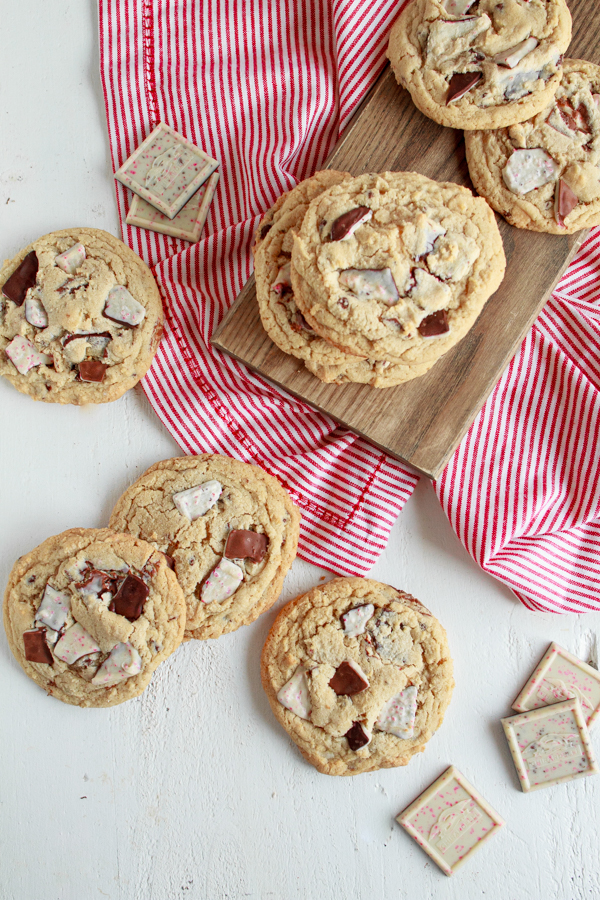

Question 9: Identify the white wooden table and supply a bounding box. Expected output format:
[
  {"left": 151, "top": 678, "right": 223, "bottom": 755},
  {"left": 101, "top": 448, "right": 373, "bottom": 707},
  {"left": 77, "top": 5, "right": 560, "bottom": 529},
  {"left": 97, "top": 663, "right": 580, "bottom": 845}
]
[{"left": 1, "top": 4, "right": 599, "bottom": 899}]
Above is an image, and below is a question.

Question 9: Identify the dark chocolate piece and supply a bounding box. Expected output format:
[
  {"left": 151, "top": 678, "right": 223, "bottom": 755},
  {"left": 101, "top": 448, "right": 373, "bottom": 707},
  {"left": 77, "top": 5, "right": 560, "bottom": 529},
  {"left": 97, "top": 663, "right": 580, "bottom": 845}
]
[
  {"left": 78, "top": 359, "right": 107, "bottom": 382},
  {"left": 556, "top": 98, "right": 592, "bottom": 135},
  {"left": 345, "top": 721, "right": 370, "bottom": 751},
  {"left": 418, "top": 309, "right": 450, "bottom": 337},
  {"left": 225, "top": 529, "right": 269, "bottom": 562},
  {"left": 163, "top": 553, "right": 176, "bottom": 571},
  {"left": 2, "top": 251, "right": 38, "bottom": 305},
  {"left": 330, "top": 207, "right": 371, "bottom": 242},
  {"left": 23, "top": 628, "right": 53, "bottom": 664},
  {"left": 76, "top": 568, "right": 121, "bottom": 596},
  {"left": 555, "top": 178, "right": 578, "bottom": 226},
  {"left": 259, "top": 223, "right": 272, "bottom": 240},
  {"left": 109, "top": 573, "right": 149, "bottom": 621},
  {"left": 329, "top": 661, "right": 369, "bottom": 695},
  {"left": 446, "top": 71, "right": 482, "bottom": 104},
  {"left": 63, "top": 332, "right": 112, "bottom": 346}
]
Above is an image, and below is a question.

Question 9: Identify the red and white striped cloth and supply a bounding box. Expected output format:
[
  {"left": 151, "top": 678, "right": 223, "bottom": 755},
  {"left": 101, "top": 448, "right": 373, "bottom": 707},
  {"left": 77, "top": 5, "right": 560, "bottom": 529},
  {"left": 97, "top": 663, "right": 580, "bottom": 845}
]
[{"left": 99, "top": 0, "right": 600, "bottom": 612}]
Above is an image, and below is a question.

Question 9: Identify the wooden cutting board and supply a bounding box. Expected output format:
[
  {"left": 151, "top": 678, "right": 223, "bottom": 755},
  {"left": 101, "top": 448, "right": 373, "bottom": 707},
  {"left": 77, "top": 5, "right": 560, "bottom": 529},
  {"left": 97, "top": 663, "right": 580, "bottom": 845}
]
[{"left": 212, "top": 0, "right": 596, "bottom": 478}]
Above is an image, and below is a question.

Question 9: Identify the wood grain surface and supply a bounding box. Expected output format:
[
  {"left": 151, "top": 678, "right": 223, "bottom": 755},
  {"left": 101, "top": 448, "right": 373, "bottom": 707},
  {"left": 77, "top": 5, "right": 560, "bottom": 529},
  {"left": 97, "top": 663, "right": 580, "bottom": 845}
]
[{"left": 212, "top": 0, "right": 596, "bottom": 479}]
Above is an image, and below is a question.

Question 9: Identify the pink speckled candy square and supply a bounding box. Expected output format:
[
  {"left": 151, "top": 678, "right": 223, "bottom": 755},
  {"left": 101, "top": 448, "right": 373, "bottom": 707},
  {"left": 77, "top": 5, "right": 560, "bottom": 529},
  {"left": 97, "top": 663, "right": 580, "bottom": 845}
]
[
  {"left": 396, "top": 766, "right": 504, "bottom": 876},
  {"left": 512, "top": 642, "right": 600, "bottom": 727},
  {"left": 126, "top": 171, "right": 219, "bottom": 242},
  {"left": 115, "top": 122, "right": 219, "bottom": 219},
  {"left": 502, "top": 697, "right": 599, "bottom": 793}
]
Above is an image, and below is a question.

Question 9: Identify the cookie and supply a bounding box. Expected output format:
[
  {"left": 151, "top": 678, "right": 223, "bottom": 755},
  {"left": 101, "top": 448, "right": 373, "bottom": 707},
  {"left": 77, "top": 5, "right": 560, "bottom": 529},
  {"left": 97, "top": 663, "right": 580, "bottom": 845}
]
[
  {"left": 3, "top": 528, "right": 186, "bottom": 707},
  {"left": 109, "top": 455, "right": 301, "bottom": 641},
  {"left": 0, "top": 228, "right": 163, "bottom": 403},
  {"left": 387, "top": 0, "right": 572, "bottom": 130},
  {"left": 466, "top": 59, "right": 600, "bottom": 233},
  {"left": 261, "top": 577, "right": 454, "bottom": 776},
  {"left": 291, "top": 172, "right": 506, "bottom": 375}
]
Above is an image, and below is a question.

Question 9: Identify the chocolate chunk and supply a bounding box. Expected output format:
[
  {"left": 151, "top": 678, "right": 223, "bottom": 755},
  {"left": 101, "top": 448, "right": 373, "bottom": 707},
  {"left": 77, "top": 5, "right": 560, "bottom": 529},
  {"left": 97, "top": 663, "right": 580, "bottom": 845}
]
[
  {"left": 2, "top": 251, "right": 38, "bottom": 305},
  {"left": 163, "top": 553, "right": 176, "bottom": 571},
  {"left": 63, "top": 331, "right": 112, "bottom": 346},
  {"left": 556, "top": 98, "right": 591, "bottom": 135},
  {"left": 76, "top": 568, "right": 121, "bottom": 596},
  {"left": 345, "top": 721, "right": 370, "bottom": 751},
  {"left": 259, "top": 223, "right": 272, "bottom": 240},
  {"left": 446, "top": 71, "right": 482, "bottom": 104},
  {"left": 329, "top": 660, "right": 369, "bottom": 695},
  {"left": 225, "top": 529, "right": 269, "bottom": 562},
  {"left": 78, "top": 359, "right": 107, "bottom": 382},
  {"left": 109, "top": 573, "right": 149, "bottom": 621},
  {"left": 330, "top": 207, "right": 372, "bottom": 242},
  {"left": 23, "top": 628, "right": 53, "bottom": 664},
  {"left": 418, "top": 310, "right": 450, "bottom": 337},
  {"left": 555, "top": 178, "right": 578, "bottom": 226}
]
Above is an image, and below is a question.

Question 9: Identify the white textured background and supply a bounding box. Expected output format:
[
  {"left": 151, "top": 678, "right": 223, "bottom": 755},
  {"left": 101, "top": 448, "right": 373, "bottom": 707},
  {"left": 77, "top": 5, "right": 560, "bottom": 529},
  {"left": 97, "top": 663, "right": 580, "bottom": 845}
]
[{"left": 1, "top": 3, "right": 599, "bottom": 899}]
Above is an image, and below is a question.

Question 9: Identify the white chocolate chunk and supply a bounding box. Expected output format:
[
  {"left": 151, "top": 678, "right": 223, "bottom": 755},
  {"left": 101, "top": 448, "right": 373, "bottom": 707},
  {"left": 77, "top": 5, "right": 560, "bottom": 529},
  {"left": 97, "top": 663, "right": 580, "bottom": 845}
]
[
  {"left": 55, "top": 243, "right": 86, "bottom": 274},
  {"left": 503, "top": 149, "right": 559, "bottom": 195},
  {"left": 271, "top": 262, "right": 292, "bottom": 295},
  {"left": 376, "top": 685, "right": 418, "bottom": 739},
  {"left": 402, "top": 215, "right": 445, "bottom": 260},
  {"left": 493, "top": 37, "right": 538, "bottom": 69},
  {"left": 54, "top": 623, "right": 101, "bottom": 664},
  {"left": 91, "top": 642, "right": 142, "bottom": 686},
  {"left": 442, "top": 0, "right": 476, "bottom": 14},
  {"left": 103, "top": 285, "right": 146, "bottom": 326},
  {"left": 277, "top": 665, "right": 312, "bottom": 719},
  {"left": 341, "top": 603, "right": 375, "bottom": 637},
  {"left": 34, "top": 584, "right": 70, "bottom": 632},
  {"left": 338, "top": 268, "right": 399, "bottom": 305},
  {"left": 5, "top": 336, "right": 52, "bottom": 374},
  {"left": 24, "top": 295, "right": 48, "bottom": 328},
  {"left": 173, "top": 479, "right": 222, "bottom": 520},
  {"left": 201, "top": 558, "right": 244, "bottom": 603},
  {"left": 497, "top": 68, "right": 543, "bottom": 102}
]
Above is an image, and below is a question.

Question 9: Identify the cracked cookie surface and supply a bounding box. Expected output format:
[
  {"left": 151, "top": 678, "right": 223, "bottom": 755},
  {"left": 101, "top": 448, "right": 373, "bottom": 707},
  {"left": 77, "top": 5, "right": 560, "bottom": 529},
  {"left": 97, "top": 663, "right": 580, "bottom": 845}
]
[
  {"left": 109, "top": 455, "right": 301, "bottom": 641},
  {"left": 261, "top": 577, "right": 454, "bottom": 776},
  {"left": 3, "top": 528, "right": 186, "bottom": 707},
  {"left": 387, "top": 0, "right": 571, "bottom": 130},
  {"left": 466, "top": 59, "right": 600, "bottom": 232},
  {"left": 291, "top": 171, "right": 505, "bottom": 372},
  {"left": 0, "top": 228, "right": 163, "bottom": 404}
]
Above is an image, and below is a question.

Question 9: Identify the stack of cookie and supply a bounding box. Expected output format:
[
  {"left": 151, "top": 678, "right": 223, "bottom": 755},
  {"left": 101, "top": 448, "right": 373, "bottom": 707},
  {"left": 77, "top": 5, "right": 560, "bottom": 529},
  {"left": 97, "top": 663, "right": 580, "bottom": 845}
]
[{"left": 253, "top": 170, "right": 505, "bottom": 387}]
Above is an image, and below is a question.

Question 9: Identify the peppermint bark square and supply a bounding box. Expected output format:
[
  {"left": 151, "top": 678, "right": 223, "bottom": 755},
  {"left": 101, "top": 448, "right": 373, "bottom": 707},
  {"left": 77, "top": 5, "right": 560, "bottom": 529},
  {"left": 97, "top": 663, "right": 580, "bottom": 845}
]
[
  {"left": 512, "top": 642, "right": 600, "bottom": 727},
  {"left": 502, "top": 698, "right": 599, "bottom": 792},
  {"left": 397, "top": 766, "right": 504, "bottom": 876},
  {"left": 126, "top": 171, "right": 219, "bottom": 241},
  {"left": 115, "top": 122, "right": 219, "bottom": 219}
]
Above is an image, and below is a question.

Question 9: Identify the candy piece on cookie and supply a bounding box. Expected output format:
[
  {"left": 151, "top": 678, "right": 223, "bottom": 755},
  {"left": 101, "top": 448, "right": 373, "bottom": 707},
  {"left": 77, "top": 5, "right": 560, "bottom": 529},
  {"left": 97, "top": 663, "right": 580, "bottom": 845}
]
[
  {"left": 340, "top": 603, "right": 374, "bottom": 637},
  {"left": 103, "top": 285, "right": 146, "bottom": 327},
  {"left": 329, "top": 660, "right": 369, "bottom": 695},
  {"left": 173, "top": 479, "right": 222, "bottom": 520},
  {"left": 5, "top": 336, "right": 51, "bottom": 374},
  {"left": 54, "top": 623, "right": 101, "bottom": 664},
  {"left": 201, "top": 558, "right": 244, "bottom": 603},
  {"left": 55, "top": 243, "right": 86, "bottom": 274},
  {"left": 24, "top": 295, "right": 48, "bottom": 328},
  {"left": 277, "top": 665, "right": 312, "bottom": 719},
  {"left": 23, "top": 629, "right": 54, "bottom": 664},
  {"left": 345, "top": 721, "right": 371, "bottom": 750},
  {"left": 109, "top": 574, "right": 149, "bottom": 621},
  {"left": 2, "top": 251, "right": 38, "bottom": 305},
  {"left": 376, "top": 685, "right": 418, "bottom": 739},
  {"left": 34, "top": 584, "right": 71, "bottom": 632},
  {"left": 91, "top": 642, "right": 142, "bottom": 687},
  {"left": 225, "top": 529, "right": 268, "bottom": 562},
  {"left": 502, "top": 149, "right": 559, "bottom": 195}
]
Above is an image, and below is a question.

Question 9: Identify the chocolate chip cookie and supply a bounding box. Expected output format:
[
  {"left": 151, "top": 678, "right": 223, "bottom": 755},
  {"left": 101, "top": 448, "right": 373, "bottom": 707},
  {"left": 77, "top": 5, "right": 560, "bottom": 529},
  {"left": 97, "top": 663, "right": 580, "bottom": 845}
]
[
  {"left": 387, "top": 0, "right": 571, "bottom": 130},
  {"left": 3, "top": 528, "right": 186, "bottom": 707},
  {"left": 261, "top": 577, "right": 454, "bottom": 776},
  {"left": 109, "top": 455, "right": 301, "bottom": 641},
  {"left": 466, "top": 59, "right": 600, "bottom": 232},
  {"left": 291, "top": 171, "right": 505, "bottom": 376},
  {"left": 0, "top": 228, "right": 163, "bottom": 403}
]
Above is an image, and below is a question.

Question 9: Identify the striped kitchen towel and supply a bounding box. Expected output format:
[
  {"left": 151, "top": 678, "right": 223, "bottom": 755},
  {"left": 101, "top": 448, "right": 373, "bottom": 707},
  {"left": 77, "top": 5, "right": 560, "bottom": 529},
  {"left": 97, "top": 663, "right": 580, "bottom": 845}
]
[{"left": 99, "top": 0, "right": 600, "bottom": 611}]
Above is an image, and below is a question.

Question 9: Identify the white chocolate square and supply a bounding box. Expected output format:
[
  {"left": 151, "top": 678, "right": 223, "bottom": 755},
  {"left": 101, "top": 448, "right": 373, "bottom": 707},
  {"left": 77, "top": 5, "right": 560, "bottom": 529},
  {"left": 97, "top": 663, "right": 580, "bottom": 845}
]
[
  {"left": 115, "top": 122, "right": 218, "bottom": 219},
  {"left": 502, "top": 698, "right": 599, "bottom": 792},
  {"left": 126, "top": 171, "right": 219, "bottom": 241},
  {"left": 512, "top": 642, "right": 600, "bottom": 727},
  {"left": 397, "top": 766, "right": 504, "bottom": 876}
]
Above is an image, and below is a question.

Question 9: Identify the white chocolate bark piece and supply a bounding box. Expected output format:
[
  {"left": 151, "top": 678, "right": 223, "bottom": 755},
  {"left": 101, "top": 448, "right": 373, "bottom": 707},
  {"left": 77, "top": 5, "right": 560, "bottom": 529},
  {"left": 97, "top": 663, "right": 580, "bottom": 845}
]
[
  {"left": 397, "top": 765, "right": 505, "bottom": 876},
  {"left": 503, "top": 149, "right": 559, "bottom": 194},
  {"left": 493, "top": 38, "right": 539, "bottom": 70},
  {"left": 103, "top": 285, "right": 146, "bottom": 327},
  {"left": 340, "top": 603, "right": 374, "bottom": 637},
  {"left": 24, "top": 295, "right": 48, "bottom": 328},
  {"left": 502, "top": 698, "right": 599, "bottom": 792},
  {"left": 115, "top": 122, "right": 219, "bottom": 219},
  {"left": 91, "top": 642, "right": 142, "bottom": 686},
  {"left": 173, "top": 479, "right": 222, "bottom": 520},
  {"left": 5, "top": 336, "right": 51, "bottom": 374},
  {"left": 201, "top": 558, "right": 244, "bottom": 603},
  {"left": 277, "top": 664, "right": 312, "bottom": 719},
  {"left": 54, "top": 623, "right": 101, "bottom": 664},
  {"left": 126, "top": 171, "right": 219, "bottom": 242},
  {"left": 376, "top": 685, "right": 418, "bottom": 739},
  {"left": 55, "top": 243, "right": 86, "bottom": 274},
  {"left": 512, "top": 642, "right": 600, "bottom": 728},
  {"left": 272, "top": 262, "right": 292, "bottom": 294},
  {"left": 338, "top": 268, "right": 399, "bottom": 305},
  {"left": 34, "top": 584, "right": 70, "bottom": 632}
]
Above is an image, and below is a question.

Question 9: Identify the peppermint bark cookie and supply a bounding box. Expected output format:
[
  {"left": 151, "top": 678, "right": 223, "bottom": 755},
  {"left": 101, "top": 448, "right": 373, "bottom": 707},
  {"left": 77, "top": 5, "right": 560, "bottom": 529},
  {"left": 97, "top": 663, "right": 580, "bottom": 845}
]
[
  {"left": 0, "top": 228, "right": 163, "bottom": 403},
  {"left": 109, "top": 455, "right": 301, "bottom": 641},
  {"left": 261, "top": 577, "right": 454, "bottom": 776},
  {"left": 387, "top": 0, "right": 571, "bottom": 130},
  {"left": 3, "top": 528, "right": 186, "bottom": 707},
  {"left": 466, "top": 60, "right": 600, "bottom": 233},
  {"left": 291, "top": 172, "right": 505, "bottom": 376}
]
